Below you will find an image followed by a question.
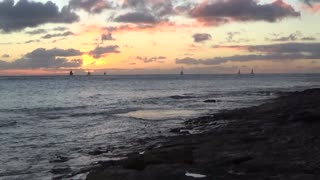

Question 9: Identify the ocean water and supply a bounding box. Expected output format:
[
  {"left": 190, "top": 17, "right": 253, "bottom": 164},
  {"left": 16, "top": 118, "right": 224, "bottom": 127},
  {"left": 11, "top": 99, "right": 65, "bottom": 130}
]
[{"left": 0, "top": 74, "right": 319, "bottom": 179}]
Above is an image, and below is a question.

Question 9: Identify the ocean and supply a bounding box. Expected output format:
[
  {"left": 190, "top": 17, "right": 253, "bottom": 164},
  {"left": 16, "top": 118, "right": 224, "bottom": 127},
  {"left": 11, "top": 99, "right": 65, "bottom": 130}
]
[{"left": 0, "top": 74, "right": 319, "bottom": 180}]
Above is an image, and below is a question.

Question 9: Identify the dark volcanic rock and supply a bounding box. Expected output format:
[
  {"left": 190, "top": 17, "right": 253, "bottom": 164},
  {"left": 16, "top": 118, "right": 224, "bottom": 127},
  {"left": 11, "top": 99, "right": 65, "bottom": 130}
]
[
  {"left": 170, "top": 95, "right": 196, "bottom": 99},
  {"left": 51, "top": 165, "right": 72, "bottom": 174},
  {"left": 203, "top": 99, "right": 219, "bottom": 103},
  {"left": 89, "top": 147, "right": 110, "bottom": 156},
  {"left": 123, "top": 146, "right": 194, "bottom": 171},
  {"left": 170, "top": 128, "right": 181, "bottom": 133},
  {"left": 86, "top": 88, "right": 320, "bottom": 180}
]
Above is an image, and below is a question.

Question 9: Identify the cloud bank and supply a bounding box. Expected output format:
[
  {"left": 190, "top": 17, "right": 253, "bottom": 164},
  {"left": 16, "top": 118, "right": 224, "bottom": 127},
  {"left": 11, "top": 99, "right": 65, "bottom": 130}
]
[
  {"left": 0, "top": 0, "right": 79, "bottom": 32},
  {"left": 0, "top": 48, "right": 83, "bottom": 69},
  {"left": 189, "top": 0, "right": 300, "bottom": 25},
  {"left": 177, "top": 43, "right": 320, "bottom": 65},
  {"left": 68, "top": 0, "right": 112, "bottom": 14}
]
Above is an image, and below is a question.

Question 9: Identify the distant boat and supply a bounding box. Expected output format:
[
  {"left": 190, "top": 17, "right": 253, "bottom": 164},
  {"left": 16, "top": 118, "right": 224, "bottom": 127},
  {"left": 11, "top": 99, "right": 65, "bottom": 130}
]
[
  {"left": 87, "top": 72, "right": 91, "bottom": 76},
  {"left": 180, "top": 67, "right": 184, "bottom": 76},
  {"left": 104, "top": 72, "right": 106, "bottom": 76},
  {"left": 69, "top": 70, "right": 73, "bottom": 76},
  {"left": 238, "top": 69, "right": 241, "bottom": 75},
  {"left": 251, "top": 68, "right": 254, "bottom": 75}
]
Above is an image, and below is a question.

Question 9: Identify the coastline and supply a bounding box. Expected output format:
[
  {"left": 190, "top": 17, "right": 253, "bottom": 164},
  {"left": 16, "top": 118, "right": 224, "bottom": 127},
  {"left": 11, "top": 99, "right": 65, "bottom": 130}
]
[{"left": 85, "top": 88, "right": 320, "bottom": 180}]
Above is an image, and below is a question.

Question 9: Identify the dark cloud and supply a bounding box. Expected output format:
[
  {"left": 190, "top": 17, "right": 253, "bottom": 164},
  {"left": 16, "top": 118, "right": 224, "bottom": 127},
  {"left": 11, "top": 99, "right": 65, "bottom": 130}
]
[
  {"left": 11, "top": 57, "right": 82, "bottom": 69},
  {"left": 68, "top": 0, "right": 112, "bottom": 14},
  {"left": 25, "top": 28, "right": 47, "bottom": 35},
  {"left": 136, "top": 56, "right": 166, "bottom": 63},
  {"left": 1, "top": 54, "right": 10, "bottom": 58},
  {"left": 247, "top": 43, "right": 320, "bottom": 56},
  {"left": 192, "top": 33, "right": 212, "bottom": 43},
  {"left": 25, "top": 48, "right": 82, "bottom": 58},
  {"left": 102, "top": 24, "right": 155, "bottom": 33},
  {"left": 266, "top": 31, "right": 317, "bottom": 42},
  {"left": 0, "top": 0, "right": 79, "bottom": 33},
  {"left": 0, "top": 48, "right": 83, "bottom": 69},
  {"left": 25, "top": 27, "right": 68, "bottom": 35},
  {"left": 122, "top": 0, "right": 174, "bottom": 17},
  {"left": 176, "top": 54, "right": 308, "bottom": 65},
  {"left": 25, "top": 39, "right": 40, "bottom": 44},
  {"left": 0, "top": 60, "right": 9, "bottom": 66},
  {"left": 89, "top": 45, "right": 120, "bottom": 58},
  {"left": 177, "top": 43, "right": 320, "bottom": 65},
  {"left": 302, "top": 0, "right": 320, "bottom": 6},
  {"left": 113, "top": 12, "right": 158, "bottom": 24},
  {"left": 122, "top": 0, "right": 146, "bottom": 9},
  {"left": 41, "top": 31, "right": 75, "bottom": 39},
  {"left": 101, "top": 33, "right": 115, "bottom": 42},
  {"left": 176, "top": 57, "right": 228, "bottom": 65},
  {"left": 114, "top": 0, "right": 174, "bottom": 24},
  {"left": 151, "top": 0, "right": 174, "bottom": 17},
  {"left": 53, "top": 26, "right": 68, "bottom": 31},
  {"left": 267, "top": 31, "right": 301, "bottom": 41},
  {"left": 189, "top": 0, "right": 300, "bottom": 25},
  {"left": 301, "top": 37, "right": 317, "bottom": 41}
]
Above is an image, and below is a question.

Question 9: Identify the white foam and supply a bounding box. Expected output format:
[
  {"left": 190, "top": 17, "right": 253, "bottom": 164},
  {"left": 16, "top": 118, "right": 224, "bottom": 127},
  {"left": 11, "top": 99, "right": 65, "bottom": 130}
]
[
  {"left": 185, "top": 171, "right": 207, "bottom": 178},
  {"left": 118, "top": 109, "right": 200, "bottom": 121}
]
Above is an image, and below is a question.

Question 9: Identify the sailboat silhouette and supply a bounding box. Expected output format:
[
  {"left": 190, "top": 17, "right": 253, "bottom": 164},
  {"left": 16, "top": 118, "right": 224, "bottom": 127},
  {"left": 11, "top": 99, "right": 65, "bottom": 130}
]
[
  {"left": 251, "top": 68, "right": 254, "bottom": 75},
  {"left": 180, "top": 67, "right": 184, "bottom": 76}
]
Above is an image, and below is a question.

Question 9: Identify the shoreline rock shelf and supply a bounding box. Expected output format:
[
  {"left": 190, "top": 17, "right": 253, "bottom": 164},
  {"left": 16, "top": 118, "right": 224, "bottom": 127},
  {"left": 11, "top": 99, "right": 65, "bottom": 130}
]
[{"left": 86, "top": 88, "right": 320, "bottom": 180}]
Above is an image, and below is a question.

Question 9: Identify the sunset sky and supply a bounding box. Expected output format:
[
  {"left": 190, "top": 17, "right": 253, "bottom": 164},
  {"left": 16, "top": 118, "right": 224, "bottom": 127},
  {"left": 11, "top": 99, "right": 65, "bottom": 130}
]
[{"left": 0, "top": 0, "right": 320, "bottom": 75}]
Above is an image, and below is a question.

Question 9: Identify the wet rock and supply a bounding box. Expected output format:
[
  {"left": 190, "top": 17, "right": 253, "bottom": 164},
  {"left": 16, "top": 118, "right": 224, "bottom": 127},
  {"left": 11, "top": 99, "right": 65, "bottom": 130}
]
[
  {"left": 122, "top": 146, "right": 194, "bottom": 171},
  {"left": 170, "top": 95, "right": 195, "bottom": 100},
  {"left": 290, "top": 109, "right": 320, "bottom": 123},
  {"left": 170, "top": 128, "right": 193, "bottom": 134},
  {"left": 85, "top": 88, "right": 320, "bottom": 180},
  {"left": 204, "top": 99, "right": 219, "bottom": 103},
  {"left": 223, "top": 154, "right": 254, "bottom": 165},
  {"left": 170, "top": 128, "right": 182, "bottom": 133},
  {"left": 51, "top": 165, "right": 72, "bottom": 174},
  {"left": 89, "top": 147, "right": 110, "bottom": 156}
]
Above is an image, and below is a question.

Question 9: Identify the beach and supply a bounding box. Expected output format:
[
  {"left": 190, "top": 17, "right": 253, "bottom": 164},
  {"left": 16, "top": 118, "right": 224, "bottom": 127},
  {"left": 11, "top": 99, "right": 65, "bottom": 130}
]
[
  {"left": 1, "top": 75, "right": 319, "bottom": 179},
  {"left": 86, "top": 88, "right": 320, "bottom": 180}
]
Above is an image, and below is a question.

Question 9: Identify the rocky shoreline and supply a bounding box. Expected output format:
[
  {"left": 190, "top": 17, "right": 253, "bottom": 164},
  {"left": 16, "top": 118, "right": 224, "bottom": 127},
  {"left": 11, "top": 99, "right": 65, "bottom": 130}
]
[{"left": 86, "top": 88, "right": 320, "bottom": 180}]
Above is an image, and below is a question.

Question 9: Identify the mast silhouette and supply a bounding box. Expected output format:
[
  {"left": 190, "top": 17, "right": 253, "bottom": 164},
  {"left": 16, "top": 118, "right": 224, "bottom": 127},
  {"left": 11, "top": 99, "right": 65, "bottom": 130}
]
[
  {"left": 69, "top": 70, "right": 74, "bottom": 76},
  {"left": 238, "top": 69, "right": 241, "bottom": 75},
  {"left": 251, "top": 68, "right": 254, "bottom": 75},
  {"left": 180, "top": 67, "right": 184, "bottom": 76}
]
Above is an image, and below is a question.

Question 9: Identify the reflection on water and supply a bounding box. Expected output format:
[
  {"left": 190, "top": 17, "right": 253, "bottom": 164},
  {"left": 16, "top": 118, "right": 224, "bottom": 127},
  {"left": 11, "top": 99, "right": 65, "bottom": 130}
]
[{"left": 0, "top": 74, "right": 319, "bottom": 179}]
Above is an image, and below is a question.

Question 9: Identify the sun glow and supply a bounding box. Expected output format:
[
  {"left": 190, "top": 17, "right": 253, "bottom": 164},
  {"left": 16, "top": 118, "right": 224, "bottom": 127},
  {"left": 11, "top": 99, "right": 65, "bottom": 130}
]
[{"left": 82, "top": 54, "right": 96, "bottom": 66}]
